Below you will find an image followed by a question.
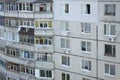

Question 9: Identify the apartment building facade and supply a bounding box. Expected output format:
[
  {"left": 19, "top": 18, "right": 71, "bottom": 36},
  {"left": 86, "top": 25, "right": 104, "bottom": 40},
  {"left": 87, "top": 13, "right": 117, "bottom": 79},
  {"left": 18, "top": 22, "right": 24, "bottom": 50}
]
[
  {"left": 0, "top": 0, "right": 54, "bottom": 80},
  {"left": 53, "top": 0, "right": 120, "bottom": 80},
  {"left": 0, "top": 0, "right": 120, "bottom": 80}
]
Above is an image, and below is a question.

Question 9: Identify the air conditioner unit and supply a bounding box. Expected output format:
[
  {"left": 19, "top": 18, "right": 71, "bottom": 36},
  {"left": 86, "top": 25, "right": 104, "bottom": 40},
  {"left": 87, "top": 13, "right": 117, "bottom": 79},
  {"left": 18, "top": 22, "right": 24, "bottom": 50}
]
[
  {"left": 61, "top": 31, "right": 69, "bottom": 36},
  {"left": 64, "top": 50, "right": 70, "bottom": 53},
  {"left": 109, "top": 37, "right": 115, "bottom": 41}
]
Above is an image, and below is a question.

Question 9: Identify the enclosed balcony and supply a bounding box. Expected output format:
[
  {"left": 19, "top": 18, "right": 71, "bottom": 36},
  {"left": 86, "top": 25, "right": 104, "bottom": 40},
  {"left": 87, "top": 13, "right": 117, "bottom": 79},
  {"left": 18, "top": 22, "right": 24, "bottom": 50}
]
[
  {"left": 35, "top": 20, "right": 53, "bottom": 36},
  {"left": 19, "top": 27, "right": 35, "bottom": 50},
  {"left": 35, "top": 36, "right": 53, "bottom": 52}
]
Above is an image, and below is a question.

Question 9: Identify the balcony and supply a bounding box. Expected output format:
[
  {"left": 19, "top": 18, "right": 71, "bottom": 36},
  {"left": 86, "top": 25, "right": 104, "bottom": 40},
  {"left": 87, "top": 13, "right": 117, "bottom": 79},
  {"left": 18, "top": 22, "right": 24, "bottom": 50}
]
[
  {"left": 36, "top": 61, "right": 54, "bottom": 69},
  {"left": 18, "top": 12, "right": 34, "bottom": 18},
  {"left": 6, "top": 41, "right": 34, "bottom": 52},
  {"left": 19, "top": 59, "right": 35, "bottom": 67},
  {"left": 4, "top": 11, "right": 18, "bottom": 17},
  {"left": 35, "top": 29, "right": 53, "bottom": 36},
  {"left": 35, "top": 45, "right": 53, "bottom": 52},
  {"left": 6, "top": 70, "right": 20, "bottom": 79},
  {"left": 34, "top": 12, "right": 53, "bottom": 19},
  {"left": 5, "top": 55, "right": 20, "bottom": 65}
]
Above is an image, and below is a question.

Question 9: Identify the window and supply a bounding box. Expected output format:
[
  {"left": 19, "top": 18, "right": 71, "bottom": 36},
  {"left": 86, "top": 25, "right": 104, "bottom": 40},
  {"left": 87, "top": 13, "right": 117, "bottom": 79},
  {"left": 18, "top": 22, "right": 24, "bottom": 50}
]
[
  {"left": 105, "top": 64, "right": 115, "bottom": 76},
  {"left": 6, "top": 32, "right": 18, "bottom": 41},
  {"left": 7, "top": 63, "right": 20, "bottom": 72},
  {"left": 82, "top": 60, "right": 91, "bottom": 71},
  {"left": 35, "top": 37, "right": 52, "bottom": 45},
  {"left": 82, "top": 78, "right": 91, "bottom": 80},
  {"left": 104, "top": 44, "right": 116, "bottom": 57},
  {"left": 61, "top": 38, "right": 70, "bottom": 49},
  {"left": 37, "top": 53, "right": 52, "bottom": 61},
  {"left": 6, "top": 3, "right": 18, "bottom": 11},
  {"left": 0, "top": 3, "right": 4, "bottom": 11},
  {"left": 81, "top": 23, "right": 91, "bottom": 33},
  {"left": 65, "top": 4, "right": 69, "bottom": 13},
  {"left": 26, "top": 67, "right": 35, "bottom": 75},
  {"left": 6, "top": 19, "right": 17, "bottom": 27},
  {"left": 62, "top": 56, "right": 70, "bottom": 66},
  {"left": 81, "top": 4, "right": 91, "bottom": 14},
  {"left": 40, "top": 4, "right": 47, "bottom": 11},
  {"left": 7, "top": 47, "right": 20, "bottom": 57},
  {"left": 40, "top": 22, "right": 48, "bottom": 28},
  {"left": 61, "top": 73, "right": 70, "bottom": 80},
  {"left": 19, "top": 3, "right": 33, "bottom": 11},
  {"left": 104, "top": 24, "right": 115, "bottom": 36},
  {"left": 22, "top": 51, "right": 34, "bottom": 59},
  {"left": 104, "top": 4, "right": 115, "bottom": 16},
  {"left": 0, "top": 58, "right": 6, "bottom": 68},
  {"left": 20, "top": 35, "right": 34, "bottom": 45},
  {"left": 23, "top": 20, "right": 32, "bottom": 26},
  {"left": 61, "top": 21, "right": 69, "bottom": 31},
  {"left": 61, "top": 4, "right": 69, "bottom": 14},
  {"left": 40, "top": 70, "right": 52, "bottom": 78},
  {"left": 0, "top": 30, "right": 4, "bottom": 39},
  {"left": 81, "top": 41, "right": 91, "bottom": 52}
]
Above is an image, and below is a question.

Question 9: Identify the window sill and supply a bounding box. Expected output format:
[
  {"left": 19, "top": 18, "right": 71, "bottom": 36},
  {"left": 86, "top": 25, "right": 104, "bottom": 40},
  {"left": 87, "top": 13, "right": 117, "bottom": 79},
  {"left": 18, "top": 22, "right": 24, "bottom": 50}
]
[
  {"left": 81, "top": 32, "right": 91, "bottom": 35},
  {"left": 81, "top": 69, "right": 91, "bottom": 72},
  {"left": 105, "top": 74, "right": 115, "bottom": 77},
  {"left": 104, "top": 35, "right": 116, "bottom": 38},
  {"left": 61, "top": 64, "right": 70, "bottom": 68},
  {"left": 81, "top": 51, "right": 91, "bottom": 54}
]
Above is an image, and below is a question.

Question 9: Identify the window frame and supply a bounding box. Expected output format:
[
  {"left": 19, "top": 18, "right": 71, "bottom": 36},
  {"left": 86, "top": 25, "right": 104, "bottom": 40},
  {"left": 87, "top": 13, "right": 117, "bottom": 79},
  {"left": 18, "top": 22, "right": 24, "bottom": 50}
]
[
  {"left": 81, "top": 4, "right": 91, "bottom": 15},
  {"left": 39, "top": 70, "right": 53, "bottom": 78},
  {"left": 61, "top": 38, "right": 70, "bottom": 49},
  {"left": 82, "top": 60, "right": 91, "bottom": 71},
  {"left": 61, "top": 73, "right": 70, "bottom": 80},
  {"left": 105, "top": 64, "right": 115, "bottom": 76},
  {"left": 104, "top": 4, "right": 116, "bottom": 16},
  {"left": 104, "top": 24, "right": 116, "bottom": 36},
  {"left": 104, "top": 44, "right": 116, "bottom": 57},
  {"left": 62, "top": 56, "right": 70, "bottom": 66},
  {"left": 81, "top": 41, "right": 91, "bottom": 53}
]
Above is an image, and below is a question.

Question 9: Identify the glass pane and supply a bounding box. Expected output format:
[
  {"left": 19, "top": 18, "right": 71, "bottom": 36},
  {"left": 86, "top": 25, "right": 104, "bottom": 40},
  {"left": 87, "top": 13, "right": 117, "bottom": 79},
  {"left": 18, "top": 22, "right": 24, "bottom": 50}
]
[
  {"left": 111, "top": 25, "right": 115, "bottom": 35},
  {"left": 61, "top": 39, "right": 65, "bottom": 48},
  {"left": 81, "top": 41, "right": 86, "bottom": 51},
  {"left": 87, "top": 42, "right": 91, "bottom": 52},
  {"left": 66, "top": 39, "right": 69, "bottom": 48},
  {"left": 110, "top": 65, "right": 115, "bottom": 75},
  {"left": 40, "top": 70, "right": 45, "bottom": 77},
  {"left": 105, "top": 64, "right": 109, "bottom": 74},
  {"left": 62, "top": 73, "right": 65, "bottom": 80}
]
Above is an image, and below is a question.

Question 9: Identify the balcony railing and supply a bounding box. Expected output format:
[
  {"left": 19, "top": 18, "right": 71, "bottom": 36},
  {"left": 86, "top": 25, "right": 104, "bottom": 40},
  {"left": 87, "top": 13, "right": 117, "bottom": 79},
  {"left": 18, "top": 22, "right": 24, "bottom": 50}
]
[
  {"left": 35, "top": 45, "right": 53, "bottom": 52},
  {"left": 35, "top": 28, "right": 53, "bottom": 36},
  {"left": 36, "top": 61, "right": 54, "bottom": 69}
]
